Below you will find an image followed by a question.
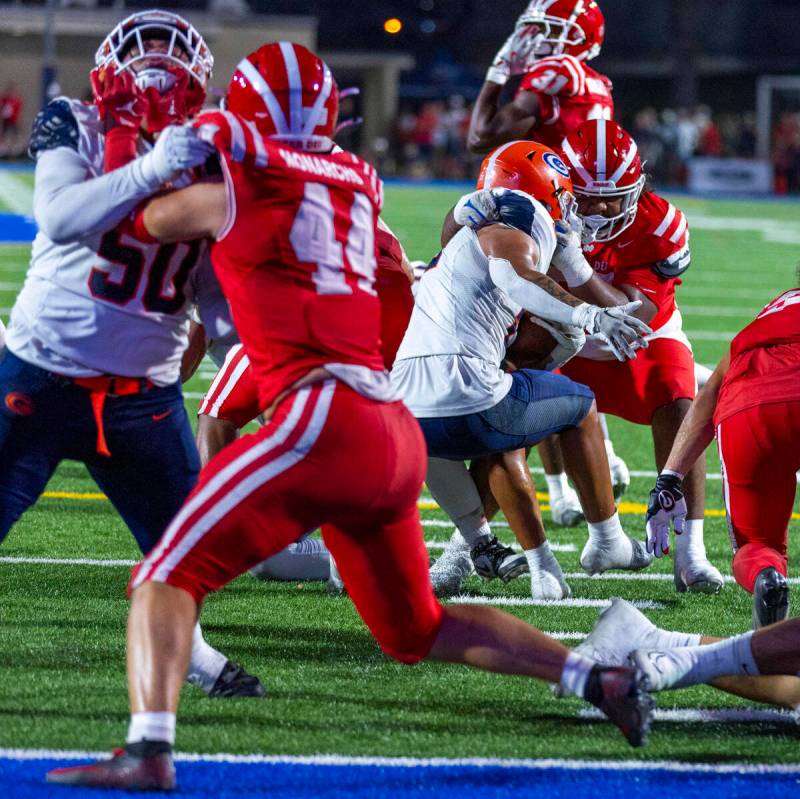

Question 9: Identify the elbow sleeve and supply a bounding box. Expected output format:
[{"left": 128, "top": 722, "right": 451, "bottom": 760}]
[{"left": 488, "top": 256, "right": 582, "bottom": 327}]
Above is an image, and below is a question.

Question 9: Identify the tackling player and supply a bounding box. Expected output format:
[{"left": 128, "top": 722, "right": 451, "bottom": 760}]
[
  {"left": 392, "top": 140, "right": 654, "bottom": 600},
  {"left": 45, "top": 44, "right": 654, "bottom": 790},
  {"left": 0, "top": 10, "right": 262, "bottom": 698},
  {"left": 645, "top": 288, "right": 800, "bottom": 626},
  {"left": 551, "top": 118, "right": 723, "bottom": 594},
  {"left": 468, "top": 0, "right": 628, "bottom": 520}
]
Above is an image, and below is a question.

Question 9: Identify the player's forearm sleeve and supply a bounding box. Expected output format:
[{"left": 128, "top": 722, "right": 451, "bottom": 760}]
[
  {"left": 488, "top": 256, "right": 585, "bottom": 327},
  {"left": 33, "top": 147, "right": 165, "bottom": 244}
]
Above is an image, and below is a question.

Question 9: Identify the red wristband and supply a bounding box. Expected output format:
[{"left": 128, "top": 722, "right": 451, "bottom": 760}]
[{"left": 130, "top": 204, "right": 158, "bottom": 243}]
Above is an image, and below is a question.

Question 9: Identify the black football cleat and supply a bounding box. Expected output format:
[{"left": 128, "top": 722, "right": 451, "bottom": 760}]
[
  {"left": 752, "top": 567, "right": 789, "bottom": 629},
  {"left": 208, "top": 660, "right": 266, "bottom": 698},
  {"left": 46, "top": 744, "right": 175, "bottom": 791},
  {"left": 584, "top": 665, "right": 655, "bottom": 747},
  {"left": 470, "top": 536, "right": 527, "bottom": 582}
]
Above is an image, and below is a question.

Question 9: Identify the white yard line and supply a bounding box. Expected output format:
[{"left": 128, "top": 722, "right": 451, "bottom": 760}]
[
  {"left": 4, "top": 748, "right": 799, "bottom": 774},
  {"left": 685, "top": 330, "right": 737, "bottom": 341},
  {"left": 686, "top": 213, "right": 800, "bottom": 246},
  {"left": 0, "top": 171, "right": 34, "bottom": 216},
  {"left": 580, "top": 707, "right": 798, "bottom": 724},
  {"left": 679, "top": 305, "right": 760, "bottom": 318},
  {"left": 561, "top": 571, "right": 800, "bottom": 586},
  {"left": 446, "top": 596, "right": 665, "bottom": 609}
]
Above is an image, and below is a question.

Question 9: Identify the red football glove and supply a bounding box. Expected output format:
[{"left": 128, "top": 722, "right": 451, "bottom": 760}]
[
  {"left": 90, "top": 65, "right": 146, "bottom": 130},
  {"left": 141, "top": 67, "right": 207, "bottom": 133}
]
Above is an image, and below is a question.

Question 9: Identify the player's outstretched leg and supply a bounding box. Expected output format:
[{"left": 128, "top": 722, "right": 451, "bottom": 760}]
[
  {"left": 570, "top": 598, "right": 800, "bottom": 708},
  {"left": 560, "top": 403, "right": 652, "bottom": 574}
]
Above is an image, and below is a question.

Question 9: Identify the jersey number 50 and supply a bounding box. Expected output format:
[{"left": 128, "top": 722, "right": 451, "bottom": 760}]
[{"left": 89, "top": 229, "right": 202, "bottom": 313}]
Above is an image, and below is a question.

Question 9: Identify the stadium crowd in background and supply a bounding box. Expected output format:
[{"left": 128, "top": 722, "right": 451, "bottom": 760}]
[{"left": 0, "top": 82, "right": 23, "bottom": 157}]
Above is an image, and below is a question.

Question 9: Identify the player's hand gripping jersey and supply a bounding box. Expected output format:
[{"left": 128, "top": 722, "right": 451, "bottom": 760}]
[
  {"left": 518, "top": 55, "right": 613, "bottom": 149},
  {"left": 194, "top": 111, "right": 391, "bottom": 411},
  {"left": 6, "top": 98, "right": 232, "bottom": 384}
]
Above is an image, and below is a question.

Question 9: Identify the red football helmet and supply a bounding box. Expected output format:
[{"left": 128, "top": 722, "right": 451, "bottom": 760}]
[
  {"left": 95, "top": 10, "right": 212, "bottom": 110},
  {"left": 225, "top": 42, "right": 339, "bottom": 153},
  {"left": 516, "top": 0, "right": 605, "bottom": 62},
  {"left": 560, "top": 119, "right": 646, "bottom": 243},
  {"left": 477, "top": 140, "right": 577, "bottom": 225}
]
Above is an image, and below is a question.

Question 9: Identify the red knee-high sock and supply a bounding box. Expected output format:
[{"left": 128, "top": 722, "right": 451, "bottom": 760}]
[{"left": 732, "top": 542, "right": 787, "bottom": 592}]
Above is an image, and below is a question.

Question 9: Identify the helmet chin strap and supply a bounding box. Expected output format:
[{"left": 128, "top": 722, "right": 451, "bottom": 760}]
[{"left": 133, "top": 67, "right": 177, "bottom": 94}]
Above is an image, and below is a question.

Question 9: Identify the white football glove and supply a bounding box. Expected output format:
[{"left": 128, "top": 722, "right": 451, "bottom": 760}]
[
  {"left": 535, "top": 317, "right": 586, "bottom": 371},
  {"left": 141, "top": 125, "right": 216, "bottom": 186},
  {"left": 486, "top": 26, "right": 539, "bottom": 85},
  {"left": 571, "top": 301, "right": 652, "bottom": 362},
  {"left": 453, "top": 188, "right": 502, "bottom": 229},
  {"left": 645, "top": 471, "right": 687, "bottom": 557},
  {"left": 552, "top": 219, "right": 595, "bottom": 288}
]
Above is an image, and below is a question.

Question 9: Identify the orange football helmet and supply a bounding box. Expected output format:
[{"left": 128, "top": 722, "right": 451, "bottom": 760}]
[{"left": 477, "top": 140, "right": 577, "bottom": 225}]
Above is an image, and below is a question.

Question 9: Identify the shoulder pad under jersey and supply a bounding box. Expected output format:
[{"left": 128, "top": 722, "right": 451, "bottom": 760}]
[{"left": 28, "top": 99, "right": 79, "bottom": 159}]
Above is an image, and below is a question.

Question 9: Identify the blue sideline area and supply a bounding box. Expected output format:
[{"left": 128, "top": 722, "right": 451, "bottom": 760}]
[
  {"left": 4, "top": 756, "right": 800, "bottom": 799},
  {"left": 0, "top": 213, "right": 36, "bottom": 243}
]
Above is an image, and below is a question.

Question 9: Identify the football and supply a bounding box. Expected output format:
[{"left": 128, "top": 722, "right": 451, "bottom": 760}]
[{"left": 504, "top": 312, "right": 558, "bottom": 370}]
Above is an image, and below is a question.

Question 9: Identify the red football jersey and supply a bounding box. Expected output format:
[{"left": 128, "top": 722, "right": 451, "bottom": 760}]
[
  {"left": 714, "top": 289, "right": 800, "bottom": 425},
  {"left": 201, "top": 113, "right": 385, "bottom": 411},
  {"left": 517, "top": 55, "right": 613, "bottom": 149},
  {"left": 582, "top": 192, "right": 690, "bottom": 332}
]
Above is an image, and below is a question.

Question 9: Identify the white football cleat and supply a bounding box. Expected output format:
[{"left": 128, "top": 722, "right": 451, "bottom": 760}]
[
  {"left": 573, "top": 598, "right": 658, "bottom": 666},
  {"left": 530, "top": 569, "right": 571, "bottom": 600},
  {"left": 580, "top": 533, "right": 653, "bottom": 576},
  {"left": 629, "top": 647, "right": 696, "bottom": 692},
  {"left": 550, "top": 486, "right": 585, "bottom": 527},
  {"left": 674, "top": 553, "right": 724, "bottom": 594},
  {"left": 326, "top": 555, "right": 346, "bottom": 595},
  {"left": 429, "top": 540, "right": 474, "bottom": 597}
]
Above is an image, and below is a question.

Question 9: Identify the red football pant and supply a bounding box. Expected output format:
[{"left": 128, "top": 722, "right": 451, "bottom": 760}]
[
  {"left": 198, "top": 343, "right": 261, "bottom": 428},
  {"left": 134, "top": 379, "right": 442, "bottom": 664},
  {"left": 717, "top": 400, "right": 800, "bottom": 592},
  {"left": 560, "top": 338, "right": 695, "bottom": 425}
]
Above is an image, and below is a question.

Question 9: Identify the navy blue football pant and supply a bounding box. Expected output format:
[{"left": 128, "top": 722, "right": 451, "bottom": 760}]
[
  {"left": 0, "top": 349, "right": 200, "bottom": 554},
  {"left": 418, "top": 368, "right": 595, "bottom": 461}
]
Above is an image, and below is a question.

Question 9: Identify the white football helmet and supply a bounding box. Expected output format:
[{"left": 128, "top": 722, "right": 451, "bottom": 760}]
[{"left": 95, "top": 9, "right": 213, "bottom": 94}]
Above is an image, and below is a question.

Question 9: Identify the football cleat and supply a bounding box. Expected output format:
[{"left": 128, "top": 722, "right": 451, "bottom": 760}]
[
  {"left": 580, "top": 533, "right": 653, "bottom": 576},
  {"left": 607, "top": 451, "right": 630, "bottom": 500},
  {"left": 530, "top": 569, "right": 571, "bottom": 600},
  {"left": 549, "top": 486, "right": 585, "bottom": 527},
  {"left": 673, "top": 554, "right": 724, "bottom": 595},
  {"left": 327, "top": 554, "right": 346, "bottom": 595},
  {"left": 629, "top": 648, "right": 694, "bottom": 693},
  {"left": 574, "top": 598, "right": 656, "bottom": 666},
  {"left": 584, "top": 665, "right": 655, "bottom": 747},
  {"left": 470, "top": 536, "right": 528, "bottom": 582},
  {"left": 429, "top": 544, "right": 474, "bottom": 597},
  {"left": 207, "top": 660, "right": 266, "bottom": 699},
  {"left": 752, "top": 567, "right": 789, "bottom": 629},
  {"left": 46, "top": 745, "right": 175, "bottom": 791}
]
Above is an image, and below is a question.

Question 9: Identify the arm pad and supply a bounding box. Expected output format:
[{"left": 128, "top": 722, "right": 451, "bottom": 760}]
[{"left": 488, "top": 256, "right": 586, "bottom": 327}]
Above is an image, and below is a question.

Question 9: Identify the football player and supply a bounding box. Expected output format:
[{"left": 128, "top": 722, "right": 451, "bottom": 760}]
[
  {"left": 393, "top": 140, "right": 654, "bottom": 601},
  {"left": 549, "top": 118, "right": 723, "bottom": 594},
  {"left": 0, "top": 10, "right": 263, "bottom": 698},
  {"left": 645, "top": 288, "right": 800, "bottom": 625},
  {"left": 469, "top": 0, "right": 627, "bottom": 521},
  {"left": 45, "top": 44, "right": 654, "bottom": 790}
]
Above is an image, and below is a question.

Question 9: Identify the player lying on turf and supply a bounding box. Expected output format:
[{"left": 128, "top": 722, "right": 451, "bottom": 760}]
[
  {"left": 645, "top": 287, "right": 800, "bottom": 627},
  {"left": 564, "top": 598, "right": 800, "bottom": 709},
  {"left": 405, "top": 142, "right": 655, "bottom": 599},
  {"left": 45, "top": 44, "right": 655, "bottom": 792},
  {"left": 549, "top": 119, "right": 723, "bottom": 595},
  {"left": 469, "top": 0, "right": 629, "bottom": 524},
  {"left": 0, "top": 9, "right": 263, "bottom": 698}
]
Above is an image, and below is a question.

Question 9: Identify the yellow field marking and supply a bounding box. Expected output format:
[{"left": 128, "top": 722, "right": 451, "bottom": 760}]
[{"left": 40, "top": 490, "right": 800, "bottom": 519}]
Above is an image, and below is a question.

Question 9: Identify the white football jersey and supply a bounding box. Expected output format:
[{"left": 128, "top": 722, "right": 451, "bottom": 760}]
[
  {"left": 392, "top": 206, "right": 556, "bottom": 418},
  {"left": 5, "top": 98, "right": 232, "bottom": 386}
]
